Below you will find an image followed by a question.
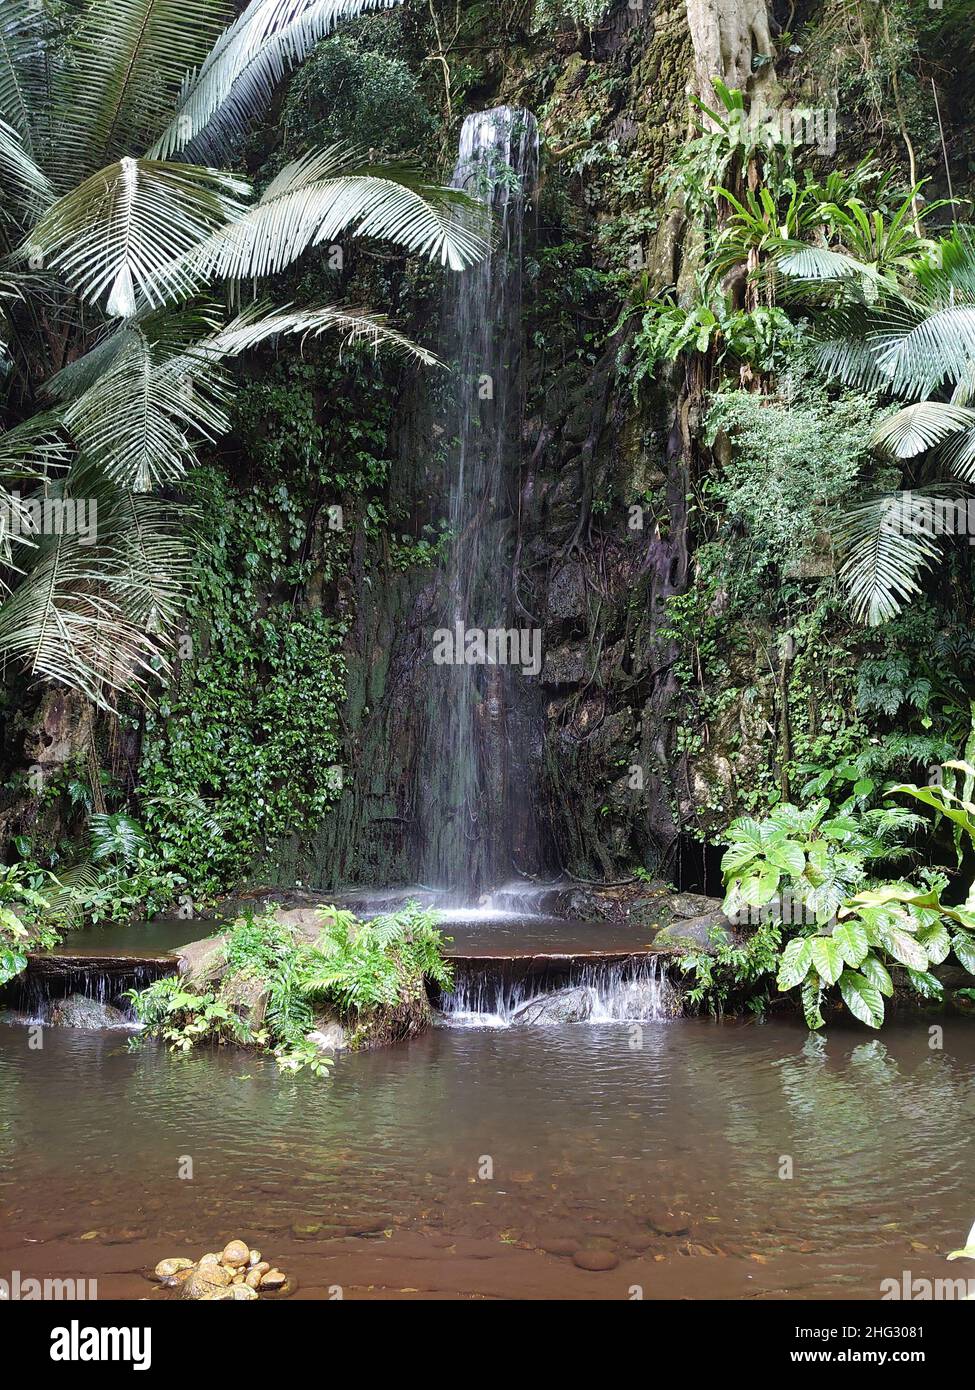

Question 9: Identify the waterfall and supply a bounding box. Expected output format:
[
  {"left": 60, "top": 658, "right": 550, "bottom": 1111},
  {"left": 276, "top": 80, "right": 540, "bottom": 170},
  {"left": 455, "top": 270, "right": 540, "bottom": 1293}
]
[
  {"left": 436, "top": 954, "right": 678, "bottom": 1028},
  {"left": 421, "top": 106, "right": 541, "bottom": 902}
]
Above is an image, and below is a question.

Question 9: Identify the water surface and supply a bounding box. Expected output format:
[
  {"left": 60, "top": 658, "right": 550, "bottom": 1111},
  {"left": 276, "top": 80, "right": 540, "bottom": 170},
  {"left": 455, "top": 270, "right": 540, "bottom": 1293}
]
[{"left": 1, "top": 1016, "right": 971, "bottom": 1299}]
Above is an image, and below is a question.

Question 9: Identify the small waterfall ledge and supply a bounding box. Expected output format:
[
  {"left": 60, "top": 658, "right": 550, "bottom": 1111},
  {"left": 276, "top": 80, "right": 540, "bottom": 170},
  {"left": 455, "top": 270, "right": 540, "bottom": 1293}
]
[
  {"left": 1, "top": 936, "right": 684, "bottom": 1032},
  {"left": 434, "top": 950, "right": 679, "bottom": 1028}
]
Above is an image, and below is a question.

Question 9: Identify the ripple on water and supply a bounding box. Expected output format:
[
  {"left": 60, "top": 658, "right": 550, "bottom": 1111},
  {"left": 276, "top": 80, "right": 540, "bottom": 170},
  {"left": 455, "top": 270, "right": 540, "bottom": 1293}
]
[{"left": 0, "top": 1016, "right": 973, "bottom": 1294}]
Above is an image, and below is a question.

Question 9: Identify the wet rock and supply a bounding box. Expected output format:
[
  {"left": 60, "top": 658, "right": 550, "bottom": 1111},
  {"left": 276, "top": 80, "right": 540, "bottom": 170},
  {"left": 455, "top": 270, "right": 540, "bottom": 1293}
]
[
  {"left": 153, "top": 1257, "right": 193, "bottom": 1281},
  {"left": 668, "top": 892, "right": 723, "bottom": 920},
  {"left": 546, "top": 563, "right": 586, "bottom": 623},
  {"left": 182, "top": 1265, "right": 232, "bottom": 1299},
  {"left": 48, "top": 995, "right": 131, "bottom": 1030},
  {"left": 220, "top": 972, "right": 269, "bottom": 1031},
  {"left": 176, "top": 936, "right": 227, "bottom": 990},
  {"left": 229, "top": 1283, "right": 259, "bottom": 1300},
  {"left": 259, "top": 1269, "right": 287, "bottom": 1290},
  {"left": 221, "top": 1239, "right": 250, "bottom": 1268},
  {"left": 541, "top": 643, "right": 587, "bottom": 686},
  {"left": 646, "top": 1209, "right": 690, "bottom": 1237},
  {"left": 654, "top": 910, "right": 731, "bottom": 954},
  {"left": 572, "top": 1248, "right": 620, "bottom": 1271},
  {"left": 512, "top": 986, "right": 596, "bottom": 1025},
  {"left": 291, "top": 1222, "right": 321, "bottom": 1238},
  {"left": 306, "top": 1021, "right": 347, "bottom": 1052}
]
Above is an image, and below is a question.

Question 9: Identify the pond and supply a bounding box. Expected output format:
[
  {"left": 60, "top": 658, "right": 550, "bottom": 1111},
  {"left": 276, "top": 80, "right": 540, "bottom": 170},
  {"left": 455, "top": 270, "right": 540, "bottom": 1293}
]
[{"left": 1, "top": 1012, "right": 971, "bottom": 1300}]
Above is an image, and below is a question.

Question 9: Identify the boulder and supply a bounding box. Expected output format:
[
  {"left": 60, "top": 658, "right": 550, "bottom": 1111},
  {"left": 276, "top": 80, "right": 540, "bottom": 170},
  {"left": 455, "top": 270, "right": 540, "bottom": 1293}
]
[
  {"left": 176, "top": 935, "right": 227, "bottom": 990},
  {"left": 219, "top": 970, "right": 269, "bottom": 1031},
  {"left": 47, "top": 994, "right": 132, "bottom": 1030},
  {"left": 654, "top": 910, "right": 732, "bottom": 954},
  {"left": 306, "top": 1021, "right": 347, "bottom": 1052},
  {"left": 512, "top": 986, "right": 596, "bottom": 1025}
]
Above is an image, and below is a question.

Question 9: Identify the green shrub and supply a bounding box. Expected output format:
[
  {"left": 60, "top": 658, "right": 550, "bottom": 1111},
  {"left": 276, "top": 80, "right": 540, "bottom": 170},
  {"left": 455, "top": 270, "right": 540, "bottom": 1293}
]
[{"left": 129, "top": 903, "right": 452, "bottom": 1076}]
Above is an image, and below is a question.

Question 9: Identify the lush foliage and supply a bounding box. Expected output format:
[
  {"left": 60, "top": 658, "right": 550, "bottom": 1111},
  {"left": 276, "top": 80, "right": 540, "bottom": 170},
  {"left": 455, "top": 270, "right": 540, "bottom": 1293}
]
[
  {"left": 0, "top": 0, "right": 484, "bottom": 706},
  {"left": 0, "top": 862, "right": 62, "bottom": 985},
  {"left": 682, "top": 776, "right": 975, "bottom": 1027},
  {"left": 130, "top": 902, "right": 452, "bottom": 1072}
]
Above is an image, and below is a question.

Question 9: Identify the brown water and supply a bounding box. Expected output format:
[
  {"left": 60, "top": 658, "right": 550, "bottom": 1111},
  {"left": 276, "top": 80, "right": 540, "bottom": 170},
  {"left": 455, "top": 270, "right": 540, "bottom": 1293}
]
[{"left": 1, "top": 1015, "right": 972, "bottom": 1300}]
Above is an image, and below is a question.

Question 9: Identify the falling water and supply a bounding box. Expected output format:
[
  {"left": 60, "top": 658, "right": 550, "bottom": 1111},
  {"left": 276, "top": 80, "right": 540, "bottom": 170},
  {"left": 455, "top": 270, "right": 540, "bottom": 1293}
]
[
  {"left": 436, "top": 954, "right": 678, "bottom": 1029},
  {"left": 421, "top": 107, "right": 540, "bottom": 901}
]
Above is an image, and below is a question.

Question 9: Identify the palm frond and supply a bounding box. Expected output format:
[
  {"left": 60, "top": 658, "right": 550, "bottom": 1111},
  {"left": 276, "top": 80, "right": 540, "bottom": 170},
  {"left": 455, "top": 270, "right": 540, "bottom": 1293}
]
[
  {"left": 773, "top": 241, "right": 877, "bottom": 284},
  {"left": 872, "top": 401, "right": 975, "bottom": 459},
  {"left": 875, "top": 303, "right": 975, "bottom": 399},
  {"left": 185, "top": 148, "right": 489, "bottom": 280},
  {"left": 22, "top": 158, "right": 248, "bottom": 317},
  {"left": 150, "top": 0, "right": 401, "bottom": 162},
  {"left": 62, "top": 328, "right": 230, "bottom": 491},
  {"left": 0, "top": 473, "right": 192, "bottom": 704},
  {"left": 0, "top": 411, "right": 71, "bottom": 482},
  {"left": 52, "top": 0, "right": 233, "bottom": 176},
  {"left": 189, "top": 300, "right": 438, "bottom": 364},
  {"left": 838, "top": 491, "right": 946, "bottom": 626},
  {"left": 0, "top": 116, "right": 53, "bottom": 212},
  {"left": 0, "top": 0, "right": 48, "bottom": 149}
]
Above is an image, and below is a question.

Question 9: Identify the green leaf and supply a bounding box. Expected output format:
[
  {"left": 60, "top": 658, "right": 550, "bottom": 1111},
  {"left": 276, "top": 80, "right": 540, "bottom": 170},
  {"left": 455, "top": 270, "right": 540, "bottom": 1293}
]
[
  {"left": 916, "top": 922, "right": 951, "bottom": 965},
  {"left": 805, "top": 839, "right": 828, "bottom": 877},
  {"left": 801, "top": 970, "right": 825, "bottom": 1030},
  {"left": 951, "top": 932, "right": 975, "bottom": 975},
  {"left": 777, "top": 936, "right": 812, "bottom": 991},
  {"left": 810, "top": 935, "right": 844, "bottom": 986},
  {"left": 904, "top": 967, "right": 943, "bottom": 999},
  {"left": 838, "top": 969, "right": 885, "bottom": 1028},
  {"left": 879, "top": 924, "right": 929, "bottom": 971},
  {"left": 832, "top": 919, "right": 870, "bottom": 968},
  {"left": 766, "top": 838, "right": 806, "bottom": 876},
  {"left": 742, "top": 864, "right": 780, "bottom": 906},
  {"left": 860, "top": 952, "right": 894, "bottom": 998}
]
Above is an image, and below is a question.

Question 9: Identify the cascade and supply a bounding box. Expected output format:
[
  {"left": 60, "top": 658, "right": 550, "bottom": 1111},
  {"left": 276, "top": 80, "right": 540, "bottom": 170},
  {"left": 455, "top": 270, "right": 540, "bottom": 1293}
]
[{"left": 421, "top": 107, "right": 542, "bottom": 901}]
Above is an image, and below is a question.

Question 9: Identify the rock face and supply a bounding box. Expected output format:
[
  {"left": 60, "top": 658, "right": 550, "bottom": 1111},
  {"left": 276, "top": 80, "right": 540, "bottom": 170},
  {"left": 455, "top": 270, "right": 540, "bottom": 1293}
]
[{"left": 47, "top": 994, "right": 133, "bottom": 1030}]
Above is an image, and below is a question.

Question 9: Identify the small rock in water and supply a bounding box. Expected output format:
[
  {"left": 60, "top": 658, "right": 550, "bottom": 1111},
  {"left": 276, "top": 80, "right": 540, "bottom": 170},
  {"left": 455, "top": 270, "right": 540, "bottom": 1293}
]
[
  {"left": 244, "top": 1266, "right": 268, "bottom": 1288},
  {"left": 153, "top": 1257, "right": 194, "bottom": 1281},
  {"left": 183, "top": 1266, "right": 232, "bottom": 1299},
  {"left": 148, "top": 1239, "right": 293, "bottom": 1300},
  {"left": 572, "top": 1249, "right": 619, "bottom": 1271},
  {"left": 221, "top": 1239, "right": 250, "bottom": 1267}
]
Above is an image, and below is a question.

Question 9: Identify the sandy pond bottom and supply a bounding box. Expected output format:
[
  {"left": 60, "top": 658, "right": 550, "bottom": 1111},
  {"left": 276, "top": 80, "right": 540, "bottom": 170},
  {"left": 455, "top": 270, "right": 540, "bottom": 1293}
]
[{"left": 0, "top": 1015, "right": 972, "bottom": 1300}]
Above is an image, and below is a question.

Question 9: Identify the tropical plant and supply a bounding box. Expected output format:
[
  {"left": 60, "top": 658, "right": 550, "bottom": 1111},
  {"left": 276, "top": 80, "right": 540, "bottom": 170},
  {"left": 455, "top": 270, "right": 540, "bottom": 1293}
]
[
  {"left": 0, "top": 860, "right": 63, "bottom": 983},
  {"left": 89, "top": 811, "right": 149, "bottom": 865},
  {"left": 787, "top": 227, "right": 975, "bottom": 624},
  {"left": 300, "top": 901, "right": 453, "bottom": 1010},
  {"left": 130, "top": 901, "right": 452, "bottom": 1073},
  {"left": 0, "top": 0, "right": 486, "bottom": 706},
  {"left": 684, "top": 793, "right": 975, "bottom": 1029}
]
